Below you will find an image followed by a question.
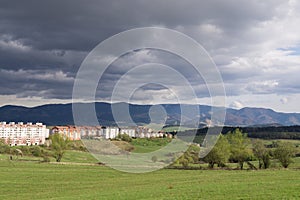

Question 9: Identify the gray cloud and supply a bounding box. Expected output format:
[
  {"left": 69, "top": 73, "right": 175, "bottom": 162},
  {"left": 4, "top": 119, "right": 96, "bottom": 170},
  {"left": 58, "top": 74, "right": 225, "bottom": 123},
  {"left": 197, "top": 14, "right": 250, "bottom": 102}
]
[
  {"left": 0, "top": 0, "right": 284, "bottom": 52},
  {"left": 0, "top": 0, "right": 300, "bottom": 112}
]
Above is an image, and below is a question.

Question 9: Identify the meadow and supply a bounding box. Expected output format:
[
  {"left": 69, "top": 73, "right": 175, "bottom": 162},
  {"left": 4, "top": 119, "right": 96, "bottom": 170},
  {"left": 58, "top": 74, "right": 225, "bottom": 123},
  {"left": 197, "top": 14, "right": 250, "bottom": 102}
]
[
  {"left": 0, "top": 153, "right": 299, "bottom": 200},
  {"left": 0, "top": 137, "right": 300, "bottom": 199}
]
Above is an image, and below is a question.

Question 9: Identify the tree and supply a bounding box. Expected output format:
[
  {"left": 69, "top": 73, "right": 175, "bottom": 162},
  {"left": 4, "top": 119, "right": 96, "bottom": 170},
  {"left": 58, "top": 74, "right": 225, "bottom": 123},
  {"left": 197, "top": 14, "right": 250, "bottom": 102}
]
[
  {"left": 50, "top": 133, "right": 70, "bottom": 162},
  {"left": 204, "top": 134, "right": 230, "bottom": 168},
  {"left": 0, "top": 139, "right": 10, "bottom": 154},
  {"left": 186, "top": 144, "right": 201, "bottom": 163},
  {"left": 253, "top": 140, "right": 271, "bottom": 169},
  {"left": 177, "top": 144, "right": 200, "bottom": 168},
  {"left": 227, "top": 129, "right": 252, "bottom": 170},
  {"left": 178, "top": 157, "right": 189, "bottom": 168},
  {"left": 274, "top": 142, "right": 296, "bottom": 168}
]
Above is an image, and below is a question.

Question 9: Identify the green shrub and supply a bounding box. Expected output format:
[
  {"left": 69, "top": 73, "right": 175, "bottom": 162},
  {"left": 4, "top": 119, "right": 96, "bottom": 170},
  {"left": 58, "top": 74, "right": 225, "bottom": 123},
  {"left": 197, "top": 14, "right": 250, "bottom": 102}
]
[
  {"left": 42, "top": 156, "right": 51, "bottom": 162},
  {"left": 274, "top": 142, "right": 296, "bottom": 168},
  {"left": 116, "top": 134, "right": 132, "bottom": 142},
  {"left": 30, "top": 146, "right": 42, "bottom": 157},
  {"left": 0, "top": 145, "right": 10, "bottom": 154},
  {"left": 18, "top": 146, "right": 31, "bottom": 156},
  {"left": 151, "top": 155, "right": 158, "bottom": 163},
  {"left": 0, "top": 139, "right": 10, "bottom": 154}
]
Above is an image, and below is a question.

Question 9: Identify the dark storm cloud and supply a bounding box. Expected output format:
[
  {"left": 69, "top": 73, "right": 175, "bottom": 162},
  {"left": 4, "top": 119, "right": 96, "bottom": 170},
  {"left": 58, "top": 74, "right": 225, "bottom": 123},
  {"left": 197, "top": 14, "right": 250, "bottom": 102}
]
[
  {"left": 0, "top": 69, "right": 74, "bottom": 99},
  {"left": 0, "top": 0, "right": 299, "bottom": 106},
  {"left": 0, "top": 0, "right": 281, "bottom": 52}
]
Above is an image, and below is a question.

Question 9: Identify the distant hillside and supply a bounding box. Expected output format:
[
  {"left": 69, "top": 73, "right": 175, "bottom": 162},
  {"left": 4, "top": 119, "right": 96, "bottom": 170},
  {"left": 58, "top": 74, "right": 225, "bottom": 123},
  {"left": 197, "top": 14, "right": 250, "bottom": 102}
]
[
  {"left": 0, "top": 102, "right": 300, "bottom": 126},
  {"left": 192, "top": 126, "right": 300, "bottom": 140}
]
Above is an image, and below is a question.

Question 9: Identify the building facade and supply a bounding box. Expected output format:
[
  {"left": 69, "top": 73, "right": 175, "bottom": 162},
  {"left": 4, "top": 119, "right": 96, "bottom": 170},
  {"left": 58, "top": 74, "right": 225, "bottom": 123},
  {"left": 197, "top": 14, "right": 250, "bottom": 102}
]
[
  {"left": 51, "top": 126, "right": 81, "bottom": 141},
  {"left": 102, "top": 127, "right": 120, "bottom": 139},
  {"left": 119, "top": 127, "right": 136, "bottom": 138},
  {"left": 0, "top": 122, "right": 49, "bottom": 146},
  {"left": 51, "top": 125, "right": 104, "bottom": 140},
  {"left": 50, "top": 125, "right": 170, "bottom": 140}
]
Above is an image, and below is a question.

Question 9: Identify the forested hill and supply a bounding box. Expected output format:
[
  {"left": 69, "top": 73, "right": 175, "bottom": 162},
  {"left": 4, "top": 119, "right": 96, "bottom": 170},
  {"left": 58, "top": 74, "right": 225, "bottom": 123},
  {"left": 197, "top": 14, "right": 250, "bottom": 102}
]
[
  {"left": 0, "top": 102, "right": 300, "bottom": 126},
  {"left": 176, "top": 126, "right": 300, "bottom": 140}
]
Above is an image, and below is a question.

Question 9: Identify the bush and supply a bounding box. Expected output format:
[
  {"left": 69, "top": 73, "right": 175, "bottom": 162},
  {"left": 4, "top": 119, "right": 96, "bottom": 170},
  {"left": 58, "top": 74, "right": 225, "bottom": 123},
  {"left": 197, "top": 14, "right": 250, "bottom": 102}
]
[
  {"left": 42, "top": 156, "right": 51, "bottom": 162},
  {"left": 17, "top": 146, "right": 31, "bottom": 155},
  {"left": 0, "top": 139, "right": 10, "bottom": 154},
  {"left": 69, "top": 141, "right": 88, "bottom": 152},
  {"left": 116, "top": 134, "right": 132, "bottom": 143},
  {"left": 30, "top": 146, "right": 42, "bottom": 157},
  {"left": 0, "top": 144, "right": 10, "bottom": 154},
  {"left": 274, "top": 142, "right": 296, "bottom": 168},
  {"left": 151, "top": 155, "right": 158, "bottom": 163},
  {"left": 79, "top": 145, "right": 87, "bottom": 152},
  {"left": 180, "top": 158, "right": 189, "bottom": 168}
]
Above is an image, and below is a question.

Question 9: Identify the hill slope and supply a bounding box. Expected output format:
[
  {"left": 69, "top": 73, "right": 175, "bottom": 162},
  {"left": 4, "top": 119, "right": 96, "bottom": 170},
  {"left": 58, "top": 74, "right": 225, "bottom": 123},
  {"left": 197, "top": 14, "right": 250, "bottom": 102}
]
[{"left": 0, "top": 102, "right": 300, "bottom": 126}]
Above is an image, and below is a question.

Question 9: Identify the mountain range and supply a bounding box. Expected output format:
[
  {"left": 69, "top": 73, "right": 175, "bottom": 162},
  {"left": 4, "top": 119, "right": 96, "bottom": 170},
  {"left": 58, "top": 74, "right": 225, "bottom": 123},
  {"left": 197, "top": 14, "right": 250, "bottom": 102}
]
[{"left": 0, "top": 102, "right": 300, "bottom": 126}]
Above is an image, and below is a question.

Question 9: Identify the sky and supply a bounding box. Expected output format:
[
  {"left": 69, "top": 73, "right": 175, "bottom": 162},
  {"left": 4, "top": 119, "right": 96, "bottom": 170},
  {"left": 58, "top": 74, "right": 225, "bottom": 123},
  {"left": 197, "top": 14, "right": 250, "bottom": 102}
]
[{"left": 0, "top": 0, "right": 300, "bottom": 113}]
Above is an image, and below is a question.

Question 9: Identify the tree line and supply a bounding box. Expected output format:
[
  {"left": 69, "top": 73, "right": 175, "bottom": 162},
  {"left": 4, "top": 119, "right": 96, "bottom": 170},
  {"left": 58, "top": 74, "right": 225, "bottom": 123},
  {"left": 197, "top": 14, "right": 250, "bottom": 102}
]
[
  {"left": 1, "top": 130, "right": 298, "bottom": 169},
  {"left": 173, "top": 129, "right": 298, "bottom": 169},
  {"left": 171, "top": 126, "right": 300, "bottom": 140}
]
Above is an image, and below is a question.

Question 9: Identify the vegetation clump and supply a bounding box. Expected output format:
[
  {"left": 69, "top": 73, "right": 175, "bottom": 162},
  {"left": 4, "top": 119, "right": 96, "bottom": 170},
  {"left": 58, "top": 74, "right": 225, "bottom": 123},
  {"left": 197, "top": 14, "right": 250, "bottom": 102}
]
[
  {"left": 0, "top": 129, "right": 299, "bottom": 170},
  {"left": 274, "top": 141, "right": 296, "bottom": 168},
  {"left": 50, "top": 133, "right": 70, "bottom": 162},
  {"left": 204, "top": 134, "right": 230, "bottom": 168}
]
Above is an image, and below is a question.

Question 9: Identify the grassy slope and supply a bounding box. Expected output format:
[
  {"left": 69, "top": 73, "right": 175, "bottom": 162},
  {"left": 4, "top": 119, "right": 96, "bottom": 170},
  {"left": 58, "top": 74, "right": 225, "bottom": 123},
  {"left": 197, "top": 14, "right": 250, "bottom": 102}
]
[
  {"left": 132, "top": 145, "right": 162, "bottom": 153},
  {"left": 60, "top": 150, "right": 98, "bottom": 163},
  {"left": 131, "top": 138, "right": 172, "bottom": 153},
  {"left": 162, "top": 125, "right": 192, "bottom": 132},
  {"left": 0, "top": 159, "right": 299, "bottom": 200}
]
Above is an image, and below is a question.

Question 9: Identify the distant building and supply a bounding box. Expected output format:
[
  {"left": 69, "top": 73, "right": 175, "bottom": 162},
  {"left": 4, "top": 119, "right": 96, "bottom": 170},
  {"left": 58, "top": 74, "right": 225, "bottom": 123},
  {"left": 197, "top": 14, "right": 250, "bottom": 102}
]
[
  {"left": 51, "top": 126, "right": 81, "bottom": 141},
  {"left": 0, "top": 122, "right": 49, "bottom": 146},
  {"left": 102, "top": 126, "right": 120, "bottom": 139},
  {"left": 79, "top": 126, "right": 103, "bottom": 139},
  {"left": 50, "top": 125, "right": 171, "bottom": 140},
  {"left": 51, "top": 125, "right": 104, "bottom": 140},
  {"left": 119, "top": 127, "right": 136, "bottom": 138},
  {"left": 135, "top": 126, "right": 153, "bottom": 138}
]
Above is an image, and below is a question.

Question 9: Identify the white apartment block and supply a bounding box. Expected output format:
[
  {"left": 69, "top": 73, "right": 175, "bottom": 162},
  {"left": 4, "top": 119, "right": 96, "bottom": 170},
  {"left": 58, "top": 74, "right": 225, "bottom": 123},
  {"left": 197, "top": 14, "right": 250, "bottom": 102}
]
[
  {"left": 0, "top": 122, "right": 49, "bottom": 146},
  {"left": 102, "top": 127, "right": 120, "bottom": 139},
  {"left": 119, "top": 128, "right": 136, "bottom": 138},
  {"left": 50, "top": 125, "right": 170, "bottom": 140},
  {"left": 51, "top": 126, "right": 137, "bottom": 140}
]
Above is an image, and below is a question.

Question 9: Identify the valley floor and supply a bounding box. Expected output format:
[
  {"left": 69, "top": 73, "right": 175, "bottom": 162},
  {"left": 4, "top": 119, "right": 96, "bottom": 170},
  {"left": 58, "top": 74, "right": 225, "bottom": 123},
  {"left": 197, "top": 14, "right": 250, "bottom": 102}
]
[{"left": 0, "top": 156, "right": 299, "bottom": 200}]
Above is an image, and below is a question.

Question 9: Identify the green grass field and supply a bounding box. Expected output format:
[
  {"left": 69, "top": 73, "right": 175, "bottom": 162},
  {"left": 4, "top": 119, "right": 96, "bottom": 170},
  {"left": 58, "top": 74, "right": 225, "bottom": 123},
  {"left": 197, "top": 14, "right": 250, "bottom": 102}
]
[
  {"left": 131, "top": 138, "right": 172, "bottom": 153},
  {"left": 0, "top": 154, "right": 299, "bottom": 200},
  {"left": 162, "top": 125, "right": 193, "bottom": 132},
  {"left": 0, "top": 138, "right": 299, "bottom": 199}
]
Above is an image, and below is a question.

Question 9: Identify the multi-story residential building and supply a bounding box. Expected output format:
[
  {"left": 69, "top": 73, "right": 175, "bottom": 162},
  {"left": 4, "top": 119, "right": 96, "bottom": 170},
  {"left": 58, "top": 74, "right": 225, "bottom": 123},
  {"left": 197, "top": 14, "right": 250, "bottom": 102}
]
[
  {"left": 51, "top": 125, "right": 81, "bottom": 141},
  {"left": 102, "top": 126, "right": 120, "bottom": 139},
  {"left": 119, "top": 127, "right": 136, "bottom": 138},
  {"left": 0, "top": 122, "right": 49, "bottom": 146},
  {"left": 135, "top": 126, "right": 153, "bottom": 138},
  {"left": 79, "top": 126, "right": 103, "bottom": 139},
  {"left": 50, "top": 125, "right": 170, "bottom": 140},
  {"left": 51, "top": 125, "right": 104, "bottom": 140}
]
